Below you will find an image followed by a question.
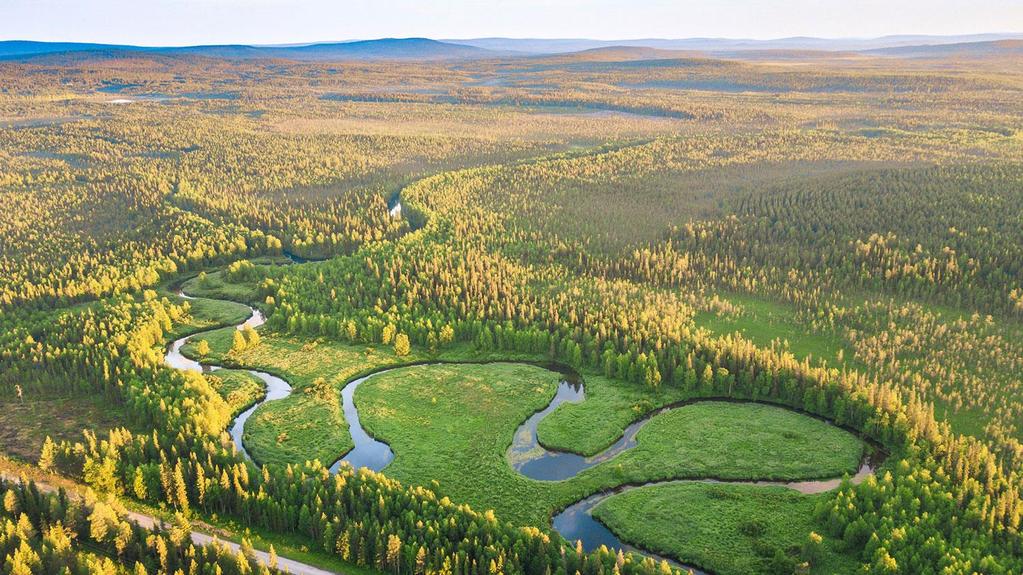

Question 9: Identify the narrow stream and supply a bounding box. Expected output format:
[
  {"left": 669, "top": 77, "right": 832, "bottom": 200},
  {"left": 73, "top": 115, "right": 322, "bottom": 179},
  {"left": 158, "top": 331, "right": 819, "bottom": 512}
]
[
  {"left": 329, "top": 370, "right": 396, "bottom": 473},
  {"left": 508, "top": 380, "right": 679, "bottom": 481},
  {"left": 163, "top": 288, "right": 395, "bottom": 472},
  {"left": 165, "top": 286, "right": 882, "bottom": 575},
  {"left": 164, "top": 290, "right": 292, "bottom": 462},
  {"left": 509, "top": 380, "right": 885, "bottom": 574}
]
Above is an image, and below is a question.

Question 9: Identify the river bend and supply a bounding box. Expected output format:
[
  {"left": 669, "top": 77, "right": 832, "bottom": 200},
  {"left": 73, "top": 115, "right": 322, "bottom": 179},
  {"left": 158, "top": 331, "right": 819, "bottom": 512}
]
[{"left": 164, "top": 289, "right": 881, "bottom": 575}]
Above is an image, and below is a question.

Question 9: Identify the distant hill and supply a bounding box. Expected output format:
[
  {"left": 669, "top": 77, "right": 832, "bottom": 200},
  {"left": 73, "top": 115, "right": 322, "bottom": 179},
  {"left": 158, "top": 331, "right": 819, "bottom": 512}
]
[
  {"left": 0, "top": 40, "right": 135, "bottom": 58},
  {"left": 4, "top": 35, "right": 1023, "bottom": 63},
  {"left": 445, "top": 34, "right": 1023, "bottom": 54},
  {"left": 537, "top": 46, "right": 705, "bottom": 62},
  {"left": 0, "top": 38, "right": 499, "bottom": 61},
  {"left": 867, "top": 39, "right": 1023, "bottom": 58},
  {"left": 263, "top": 38, "right": 500, "bottom": 61}
]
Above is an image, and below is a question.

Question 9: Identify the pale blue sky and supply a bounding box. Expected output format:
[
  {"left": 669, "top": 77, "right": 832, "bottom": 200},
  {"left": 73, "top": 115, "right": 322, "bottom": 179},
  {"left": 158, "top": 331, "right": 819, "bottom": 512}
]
[{"left": 4, "top": 0, "right": 1022, "bottom": 45}]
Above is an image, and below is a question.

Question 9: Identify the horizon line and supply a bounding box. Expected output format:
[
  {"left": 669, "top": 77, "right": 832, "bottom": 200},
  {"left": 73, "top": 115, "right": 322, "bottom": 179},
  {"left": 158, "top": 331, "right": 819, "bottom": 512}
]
[{"left": 2, "top": 32, "right": 1023, "bottom": 50}]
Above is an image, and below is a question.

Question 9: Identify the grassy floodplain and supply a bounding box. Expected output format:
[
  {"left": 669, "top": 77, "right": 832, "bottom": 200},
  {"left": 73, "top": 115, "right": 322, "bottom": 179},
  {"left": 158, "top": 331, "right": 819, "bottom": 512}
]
[
  {"left": 352, "top": 362, "right": 865, "bottom": 526},
  {"left": 594, "top": 482, "right": 861, "bottom": 575},
  {"left": 354, "top": 363, "right": 864, "bottom": 569},
  {"left": 165, "top": 293, "right": 253, "bottom": 339},
  {"left": 172, "top": 294, "right": 866, "bottom": 571}
]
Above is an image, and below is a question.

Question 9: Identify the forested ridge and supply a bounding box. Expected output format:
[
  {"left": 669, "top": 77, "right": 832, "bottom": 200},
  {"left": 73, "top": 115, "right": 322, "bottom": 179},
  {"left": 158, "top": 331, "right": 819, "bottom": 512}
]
[{"left": 0, "top": 48, "right": 1021, "bottom": 574}]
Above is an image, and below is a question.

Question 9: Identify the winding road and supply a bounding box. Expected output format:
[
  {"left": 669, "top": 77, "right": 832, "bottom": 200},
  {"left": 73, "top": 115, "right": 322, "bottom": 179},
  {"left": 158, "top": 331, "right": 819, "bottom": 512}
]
[{"left": 164, "top": 286, "right": 882, "bottom": 575}]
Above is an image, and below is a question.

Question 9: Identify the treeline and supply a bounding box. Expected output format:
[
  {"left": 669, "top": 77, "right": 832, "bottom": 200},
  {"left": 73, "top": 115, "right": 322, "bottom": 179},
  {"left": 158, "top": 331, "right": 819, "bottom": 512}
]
[
  {"left": 0, "top": 477, "right": 282, "bottom": 574},
  {"left": 44, "top": 437, "right": 676, "bottom": 575}
]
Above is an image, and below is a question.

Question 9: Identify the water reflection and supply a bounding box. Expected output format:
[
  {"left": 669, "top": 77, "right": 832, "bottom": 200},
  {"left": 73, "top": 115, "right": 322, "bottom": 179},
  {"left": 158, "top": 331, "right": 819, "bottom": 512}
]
[{"left": 329, "top": 370, "right": 396, "bottom": 473}]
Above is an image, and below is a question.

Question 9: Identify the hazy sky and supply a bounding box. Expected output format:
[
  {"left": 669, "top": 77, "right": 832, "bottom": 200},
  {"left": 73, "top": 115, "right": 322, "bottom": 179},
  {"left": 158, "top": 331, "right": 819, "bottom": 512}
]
[{"left": 5, "top": 0, "right": 1022, "bottom": 45}]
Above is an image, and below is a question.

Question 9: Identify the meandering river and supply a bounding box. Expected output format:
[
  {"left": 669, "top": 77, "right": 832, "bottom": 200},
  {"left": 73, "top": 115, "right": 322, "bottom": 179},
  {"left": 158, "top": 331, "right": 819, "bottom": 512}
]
[
  {"left": 165, "top": 288, "right": 401, "bottom": 474},
  {"left": 164, "top": 288, "right": 881, "bottom": 575}
]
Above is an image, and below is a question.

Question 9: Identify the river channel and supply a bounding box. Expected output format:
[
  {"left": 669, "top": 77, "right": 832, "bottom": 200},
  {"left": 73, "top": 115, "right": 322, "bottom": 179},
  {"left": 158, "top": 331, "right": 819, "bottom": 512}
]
[{"left": 165, "top": 288, "right": 882, "bottom": 575}]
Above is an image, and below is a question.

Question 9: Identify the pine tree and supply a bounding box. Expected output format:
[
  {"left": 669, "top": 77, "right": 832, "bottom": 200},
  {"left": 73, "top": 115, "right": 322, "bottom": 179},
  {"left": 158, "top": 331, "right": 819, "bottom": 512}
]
[
  {"left": 232, "top": 329, "right": 247, "bottom": 354},
  {"left": 195, "top": 339, "right": 211, "bottom": 357},
  {"left": 172, "top": 462, "right": 189, "bottom": 513},
  {"left": 394, "top": 333, "right": 411, "bottom": 357},
  {"left": 38, "top": 437, "right": 56, "bottom": 472}
]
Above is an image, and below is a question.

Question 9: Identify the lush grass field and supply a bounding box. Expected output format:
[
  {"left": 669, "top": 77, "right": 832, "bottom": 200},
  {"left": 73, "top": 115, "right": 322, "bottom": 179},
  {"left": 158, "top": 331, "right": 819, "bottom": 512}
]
[
  {"left": 576, "top": 402, "right": 864, "bottom": 483},
  {"left": 354, "top": 362, "right": 864, "bottom": 528},
  {"left": 594, "top": 483, "right": 861, "bottom": 575},
  {"left": 183, "top": 327, "right": 433, "bottom": 466},
  {"left": 534, "top": 369, "right": 867, "bottom": 482},
  {"left": 355, "top": 362, "right": 561, "bottom": 526},
  {"left": 244, "top": 383, "right": 345, "bottom": 468},
  {"left": 535, "top": 371, "right": 690, "bottom": 456},
  {"left": 162, "top": 290, "right": 252, "bottom": 340},
  {"left": 695, "top": 292, "right": 853, "bottom": 370}
]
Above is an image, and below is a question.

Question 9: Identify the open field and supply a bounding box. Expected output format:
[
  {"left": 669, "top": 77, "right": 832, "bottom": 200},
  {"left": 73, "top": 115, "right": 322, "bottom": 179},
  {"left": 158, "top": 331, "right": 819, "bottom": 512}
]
[
  {"left": 165, "top": 292, "right": 253, "bottom": 338},
  {"left": 694, "top": 292, "right": 855, "bottom": 369},
  {"left": 0, "top": 394, "right": 141, "bottom": 462},
  {"left": 355, "top": 362, "right": 864, "bottom": 527},
  {"left": 595, "top": 483, "right": 860, "bottom": 575}
]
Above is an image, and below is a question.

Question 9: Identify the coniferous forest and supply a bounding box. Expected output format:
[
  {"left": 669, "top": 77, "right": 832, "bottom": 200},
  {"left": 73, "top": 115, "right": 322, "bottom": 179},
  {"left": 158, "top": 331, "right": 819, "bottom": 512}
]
[{"left": 0, "top": 36, "right": 1022, "bottom": 575}]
